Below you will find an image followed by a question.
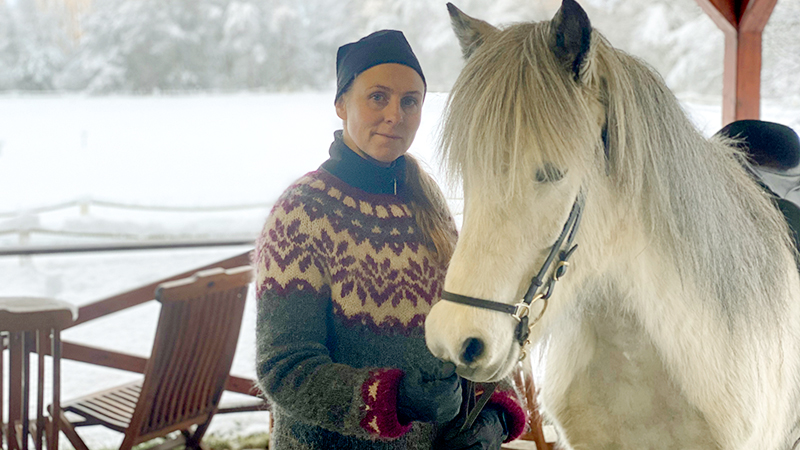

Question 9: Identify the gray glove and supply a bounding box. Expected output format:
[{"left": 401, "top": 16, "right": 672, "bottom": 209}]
[
  {"left": 397, "top": 362, "right": 462, "bottom": 424},
  {"left": 435, "top": 406, "right": 509, "bottom": 450}
]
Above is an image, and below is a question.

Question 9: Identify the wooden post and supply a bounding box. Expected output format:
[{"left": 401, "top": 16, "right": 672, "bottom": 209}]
[
  {"left": 50, "top": 330, "right": 61, "bottom": 450},
  {"left": 695, "top": 0, "right": 778, "bottom": 125},
  {"left": 36, "top": 333, "right": 45, "bottom": 450},
  {"left": 20, "top": 333, "right": 30, "bottom": 450},
  {"left": 9, "top": 333, "right": 22, "bottom": 450},
  {"left": 1, "top": 334, "right": 4, "bottom": 448}
]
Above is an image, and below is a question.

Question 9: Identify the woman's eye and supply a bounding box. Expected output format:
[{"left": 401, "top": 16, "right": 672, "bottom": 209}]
[
  {"left": 369, "top": 92, "right": 387, "bottom": 103},
  {"left": 401, "top": 97, "right": 418, "bottom": 108},
  {"left": 401, "top": 96, "right": 421, "bottom": 114},
  {"left": 535, "top": 164, "right": 564, "bottom": 183}
]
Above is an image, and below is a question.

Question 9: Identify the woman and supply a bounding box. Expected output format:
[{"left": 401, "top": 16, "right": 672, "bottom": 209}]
[{"left": 254, "top": 30, "right": 526, "bottom": 449}]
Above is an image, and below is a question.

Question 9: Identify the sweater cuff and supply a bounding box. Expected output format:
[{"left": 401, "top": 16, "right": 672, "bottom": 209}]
[
  {"left": 488, "top": 388, "right": 528, "bottom": 442},
  {"left": 360, "top": 368, "right": 413, "bottom": 439}
]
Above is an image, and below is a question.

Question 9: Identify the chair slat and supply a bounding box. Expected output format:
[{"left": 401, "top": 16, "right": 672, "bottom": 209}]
[
  {"left": 106, "top": 391, "right": 138, "bottom": 410},
  {"left": 66, "top": 404, "right": 129, "bottom": 431},
  {"left": 180, "top": 300, "right": 213, "bottom": 419},
  {"left": 76, "top": 399, "right": 131, "bottom": 427},
  {"left": 183, "top": 292, "right": 227, "bottom": 420},
  {"left": 182, "top": 302, "right": 210, "bottom": 417},
  {"left": 89, "top": 394, "right": 136, "bottom": 416},
  {"left": 189, "top": 299, "right": 217, "bottom": 412},
  {"left": 149, "top": 306, "right": 188, "bottom": 431},
  {"left": 191, "top": 294, "right": 229, "bottom": 413}
]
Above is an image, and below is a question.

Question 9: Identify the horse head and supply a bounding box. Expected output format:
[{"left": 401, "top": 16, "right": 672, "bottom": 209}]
[{"left": 425, "top": 0, "right": 616, "bottom": 382}]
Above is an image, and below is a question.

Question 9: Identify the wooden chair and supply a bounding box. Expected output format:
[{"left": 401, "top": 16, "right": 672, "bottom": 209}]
[
  {"left": 1, "top": 297, "right": 77, "bottom": 450},
  {"left": 53, "top": 266, "right": 253, "bottom": 450}
]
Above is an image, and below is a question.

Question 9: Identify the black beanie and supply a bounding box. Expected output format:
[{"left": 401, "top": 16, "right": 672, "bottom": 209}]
[{"left": 335, "top": 30, "right": 426, "bottom": 101}]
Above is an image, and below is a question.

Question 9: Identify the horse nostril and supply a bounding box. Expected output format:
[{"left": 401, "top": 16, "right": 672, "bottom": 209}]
[{"left": 461, "top": 337, "right": 484, "bottom": 364}]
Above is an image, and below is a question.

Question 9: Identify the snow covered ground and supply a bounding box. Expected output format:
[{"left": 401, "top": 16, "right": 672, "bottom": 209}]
[{"left": 1, "top": 92, "right": 798, "bottom": 448}]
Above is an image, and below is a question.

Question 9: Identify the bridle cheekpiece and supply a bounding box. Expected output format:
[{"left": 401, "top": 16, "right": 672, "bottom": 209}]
[
  {"left": 439, "top": 193, "right": 584, "bottom": 433},
  {"left": 440, "top": 193, "right": 584, "bottom": 355}
]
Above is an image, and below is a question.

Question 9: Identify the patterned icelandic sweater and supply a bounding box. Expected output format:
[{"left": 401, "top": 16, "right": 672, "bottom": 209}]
[{"left": 255, "top": 139, "right": 526, "bottom": 449}]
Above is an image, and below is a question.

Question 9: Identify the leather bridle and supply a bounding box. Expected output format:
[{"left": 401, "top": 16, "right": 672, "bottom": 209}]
[
  {"left": 440, "top": 193, "right": 584, "bottom": 432},
  {"left": 441, "top": 192, "right": 584, "bottom": 350}
]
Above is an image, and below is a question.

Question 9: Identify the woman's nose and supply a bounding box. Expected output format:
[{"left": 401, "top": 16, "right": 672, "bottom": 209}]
[{"left": 384, "top": 100, "right": 403, "bottom": 124}]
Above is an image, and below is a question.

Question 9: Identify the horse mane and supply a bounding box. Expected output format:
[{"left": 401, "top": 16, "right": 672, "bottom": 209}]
[
  {"left": 441, "top": 22, "right": 603, "bottom": 199},
  {"left": 441, "top": 20, "right": 794, "bottom": 321}
]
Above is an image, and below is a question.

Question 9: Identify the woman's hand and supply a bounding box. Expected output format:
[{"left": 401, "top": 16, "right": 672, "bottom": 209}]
[
  {"left": 435, "top": 407, "right": 509, "bottom": 450},
  {"left": 396, "top": 362, "right": 462, "bottom": 424}
]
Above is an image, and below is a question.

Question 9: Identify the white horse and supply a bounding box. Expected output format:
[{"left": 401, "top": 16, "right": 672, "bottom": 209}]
[{"left": 424, "top": 1, "right": 800, "bottom": 448}]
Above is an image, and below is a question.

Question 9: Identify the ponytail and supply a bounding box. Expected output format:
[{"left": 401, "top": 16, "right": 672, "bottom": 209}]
[{"left": 403, "top": 154, "right": 457, "bottom": 266}]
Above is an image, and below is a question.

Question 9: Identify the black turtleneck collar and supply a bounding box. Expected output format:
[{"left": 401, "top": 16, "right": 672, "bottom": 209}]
[{"left": 320, "top": 130, "right": 407, "bottom": 196}]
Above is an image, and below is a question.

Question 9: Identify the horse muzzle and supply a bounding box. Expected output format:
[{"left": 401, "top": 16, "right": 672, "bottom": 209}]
[{"left": 425, "top": 299, "right": 520, "bottom": 382}]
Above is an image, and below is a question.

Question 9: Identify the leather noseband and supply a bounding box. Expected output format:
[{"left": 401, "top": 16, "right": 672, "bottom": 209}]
[{"left": 440, "top": 193, "right": 584, "bottom": 347}]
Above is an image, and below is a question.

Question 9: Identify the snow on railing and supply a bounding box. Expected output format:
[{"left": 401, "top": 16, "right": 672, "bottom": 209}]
[
  {"left": 0, "top": 197, "right": 274, "bottom": 218},
  {"left": 0, "top": 227, "right": 256, "bottom": 240},
  {"left": 0, "top": 239, "right": 256, "bottom": 256},
  {"left": 0, "top": 200, "right": 84, "bottom": 218},
  {"left": 0, "top": 197, "right": 274, "bottom": 251}
]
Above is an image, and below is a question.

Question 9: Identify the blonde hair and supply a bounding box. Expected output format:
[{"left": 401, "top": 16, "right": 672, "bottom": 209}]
[{"left": 403, "top": 153, "right": 456, "bottom": 266}]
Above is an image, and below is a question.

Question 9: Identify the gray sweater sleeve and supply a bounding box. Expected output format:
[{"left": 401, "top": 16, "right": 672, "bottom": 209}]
[{"left": 253, "top": 205, "right": 412, "bottom": 440}]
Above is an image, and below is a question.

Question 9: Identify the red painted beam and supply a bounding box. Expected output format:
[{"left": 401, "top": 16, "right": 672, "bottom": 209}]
[
  {"left": 740, "top": 0, "right": 778, "bottom": 32},
  {"left": 695, "top": 0, "right": 777, "bottom": 125},
  {"left": 696, "top": 0, "right": 737, "bottom": 32}
]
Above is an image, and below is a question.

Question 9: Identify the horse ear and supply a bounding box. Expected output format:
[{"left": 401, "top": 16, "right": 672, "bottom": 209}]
[
  {"left": 549, "top": 0, "right": 592, "bottom": 82},
  {"left": 447, "top": 2, "right": 498, "bottom": 59}
]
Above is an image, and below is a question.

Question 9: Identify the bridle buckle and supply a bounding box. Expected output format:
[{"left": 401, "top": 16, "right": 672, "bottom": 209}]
[
  {"left": 553, "top": 260, "right": 570, "bottom": 281},
  {"left": 512, "top": 302, "right": 530, "bottom": 322}
]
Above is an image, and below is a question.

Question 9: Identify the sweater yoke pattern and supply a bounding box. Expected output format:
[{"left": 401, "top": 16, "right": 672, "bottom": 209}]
[{"left": 256, "top": 170, "right": 447, "bottom": 335}]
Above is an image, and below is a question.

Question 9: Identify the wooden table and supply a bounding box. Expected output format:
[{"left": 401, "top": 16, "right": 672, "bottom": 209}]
[{"left": 1, "top": 298, "right": 77, "bottom": 450}]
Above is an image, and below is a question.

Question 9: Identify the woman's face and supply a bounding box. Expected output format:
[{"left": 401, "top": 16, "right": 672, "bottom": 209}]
[{"left": 335, "top": 63, "right": 425, "bottom": 164}]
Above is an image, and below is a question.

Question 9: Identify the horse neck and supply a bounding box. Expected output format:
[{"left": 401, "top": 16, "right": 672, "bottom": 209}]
[{"left": 592, "top": 45, "right": 794, "bottom": 310}]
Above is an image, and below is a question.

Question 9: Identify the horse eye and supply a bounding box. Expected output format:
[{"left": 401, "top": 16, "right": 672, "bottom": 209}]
[{"left": 535, "top": 164, "right": 564, "bottom": 183}]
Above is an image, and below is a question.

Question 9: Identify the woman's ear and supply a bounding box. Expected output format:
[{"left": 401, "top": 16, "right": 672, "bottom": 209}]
[{"left": 335, "top": 96, "right": 347, "bottom": 121}]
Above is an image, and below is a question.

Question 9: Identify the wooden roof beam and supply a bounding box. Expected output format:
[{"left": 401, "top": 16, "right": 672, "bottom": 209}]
[{"left": 695, "top": 0, "right": 778, "bottom": 125}]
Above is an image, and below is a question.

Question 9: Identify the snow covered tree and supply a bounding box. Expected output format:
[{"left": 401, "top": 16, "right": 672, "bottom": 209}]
[
  {"left": 0, "top": 3, "right": 19, "bottom": 90},
  {"left": 2, "top": 0, "right": 72, "bottom": 90},
  {"left": 0, "top": 0, "right": 795, "bottom": 99},
  {"left": 763, "top": 0, "right": 800, "bottom": 100}
]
